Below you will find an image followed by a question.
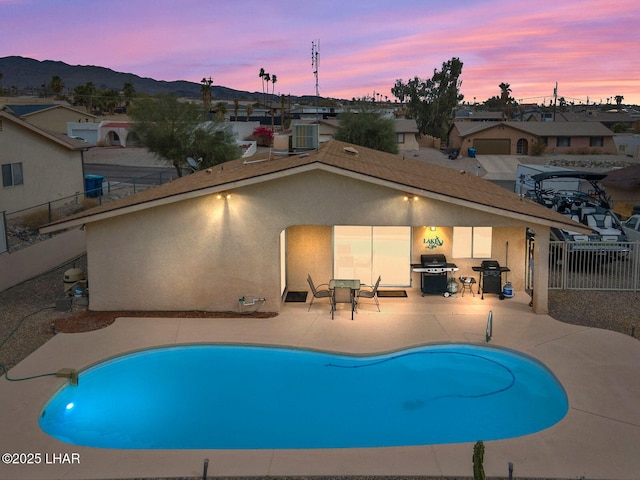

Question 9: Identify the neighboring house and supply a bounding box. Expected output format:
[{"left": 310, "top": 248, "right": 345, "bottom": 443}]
[
  {"left": 449, "top": 121, "right": 617, "bottom": 156},
  {"left": 289, "top": 118, "right": 420, "bottom": 151},
  {"left": 2, "top": 103, "right": 97, "bottom": 134},
  {"left": 556, "top": 110, "right": 634, "bottom": 130},
  {"left": 600, "top": 164, "right": 640, "bottom": 216},
  {"left": 97, "top": 121, "right": 137, "bottom": 147},
  {"left": 0, "top": 111, "right": 88, "bottom": 215},
  {"left": 41, "top": 139, "right": 588, "bottom": 315},
  {"left": 454, "top": 110, "right": 505, "bottom": 122},
  {"left": 613, "top": 134, "right": 640, "bottom": 158}
]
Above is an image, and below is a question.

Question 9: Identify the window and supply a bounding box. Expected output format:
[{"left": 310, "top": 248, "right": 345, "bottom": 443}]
[
  {"left": 333, "top": 226, "right": 411, "bottom": 286},
  {"left": 396, "top": 133, "right": 405, "bottom": 143},
  {"left": 590, "top": 136, "right": 604, "bottom": 147},
  {"left": 2, "top": 162, "right": 23, "bottom": 187},
  {"left": 516, "top": 138, "right": 528, "bottom": 154},
  {"left": 556, "top": 137, "right": 571, "bottom": 147},
  {"left": 452, "top": 226, "right": 492, "bottom": 258}
]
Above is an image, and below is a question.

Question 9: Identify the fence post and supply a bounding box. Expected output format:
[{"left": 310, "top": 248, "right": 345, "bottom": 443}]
[{"left": 0, "top": 211, "right": 8, "bottom": 254}]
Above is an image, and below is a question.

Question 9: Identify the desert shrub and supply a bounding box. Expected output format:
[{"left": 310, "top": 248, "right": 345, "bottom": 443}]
[
  {"left": 21, "top": 208, "right": 51, "bottom": 230},
  {"left": 531, "top": 142, "right": 546, "bottom": 156}
]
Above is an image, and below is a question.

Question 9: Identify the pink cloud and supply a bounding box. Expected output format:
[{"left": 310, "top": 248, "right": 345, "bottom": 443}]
[{"left": 2, "top": 0, "right": 639, "bottom": 104}]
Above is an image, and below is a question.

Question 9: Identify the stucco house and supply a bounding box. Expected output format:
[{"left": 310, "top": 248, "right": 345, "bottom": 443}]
[
  {"left": 449, "top": 121, "right": 617, "bottom": 156},
  {"left": 0, "top": 111, "right": 88, "bottom": 215},
  {"left": 289, "top": 118, "right": 420, "bottom": 151},
  {"left": 2, "top": 103, "right": 97, "bottom": 134},
  {"left": 41, "top": 139, "right": 588, "bottom": 315}
]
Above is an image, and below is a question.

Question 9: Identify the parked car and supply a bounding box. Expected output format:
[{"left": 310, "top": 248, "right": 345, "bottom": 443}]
[{"left": 623, "top": 215, "right": 640, "bottom": 242}]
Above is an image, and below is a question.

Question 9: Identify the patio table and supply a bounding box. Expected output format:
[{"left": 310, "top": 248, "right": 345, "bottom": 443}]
[{"left": 329, "top": 279, "right": 361, "bottom": 290}]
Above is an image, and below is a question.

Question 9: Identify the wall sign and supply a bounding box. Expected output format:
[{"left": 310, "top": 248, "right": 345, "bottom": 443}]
[{"left": 423, "top": 236, "right": 444, "bottom": 249}]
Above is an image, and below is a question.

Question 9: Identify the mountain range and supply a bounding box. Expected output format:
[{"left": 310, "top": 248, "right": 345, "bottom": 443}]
[{"left": 0, "top": 56, "right": 320, "bottom": 103}]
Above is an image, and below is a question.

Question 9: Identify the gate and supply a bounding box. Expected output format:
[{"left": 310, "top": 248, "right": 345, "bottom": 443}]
[{"left": 549, "top": 241, "right": 640, "bottom": 291}]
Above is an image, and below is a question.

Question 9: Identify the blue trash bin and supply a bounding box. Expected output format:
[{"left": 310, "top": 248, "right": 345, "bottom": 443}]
[
  {"left": 85, "top": 175, "right": 104, "bottom": 198},
  {"left": 467, "top": 147, "right": 477, "bottom": 158}
]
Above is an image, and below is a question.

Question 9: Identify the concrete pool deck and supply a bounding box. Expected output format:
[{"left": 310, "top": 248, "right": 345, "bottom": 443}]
[{"left": 1, "top": 289, "right": 639, "bottom": 480}]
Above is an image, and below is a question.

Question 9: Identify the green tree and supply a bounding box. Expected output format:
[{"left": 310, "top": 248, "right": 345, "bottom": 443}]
[
  {"left": 122, "top": 82, "right": 136, "bottom": 113},
  {"left": 214, "top": 101, "right": 227, "bottom": 121},
  {"left": 335, "top": 101, "right": 398, "bottom": 154},
  {"left": 233, "top": 99, "right": 240, "bottom": 121},
  {"left": 391, "top": 57, "right": 464, "bottom": 140},
  {"left": 73, "top": 82, "right": 96, "bottom": 113},
  {"left": 49, "top": 75, "right": 65, "bottom": 99},
  {"left": 201, "top": 77, "right": 213, "bottom": 112},
  {"left": 499, "top": 82, "right": 514, "bottom": 120},
  {"left": 129, "top": 94, "right": 240, "bottom": 177},
  {"left": 102, "top": 89, "right": 120, "bottom": 115}
]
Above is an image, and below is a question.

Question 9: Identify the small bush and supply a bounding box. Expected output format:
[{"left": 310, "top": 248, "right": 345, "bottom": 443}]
[
  {"left": 21, "top": 209, "right": 51, "bottom": 230},
  {"left": 531, "top": 142, "right": 546, "bottom": 156}
]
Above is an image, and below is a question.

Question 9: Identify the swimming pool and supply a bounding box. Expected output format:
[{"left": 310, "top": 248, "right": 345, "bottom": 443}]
[{"left": 39, "top": 344, "right": 568, "bottom": 449}]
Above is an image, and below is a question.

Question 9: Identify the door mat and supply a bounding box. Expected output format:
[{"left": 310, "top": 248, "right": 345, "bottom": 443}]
[
  {"left": 377, "top": 290, "right": 408, "bottom": 298},
  {"left": 285, "top": 291, "right": 308, "bottom": 302}
]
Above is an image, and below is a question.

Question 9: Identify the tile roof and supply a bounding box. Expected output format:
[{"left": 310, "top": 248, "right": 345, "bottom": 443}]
[
  {"left": 453, "top": 121, "right": 614, "bottom": 137},
  {"left": 4, "top": 104, "right": 57, "bottom": 116},
  {"left": 41, "top": 139, "right": 587, "bottom": 233},
  {"left": 0, "top": 111, "right": 89, "bottom": 150}
]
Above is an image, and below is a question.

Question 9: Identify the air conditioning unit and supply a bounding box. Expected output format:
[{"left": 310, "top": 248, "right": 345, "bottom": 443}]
[{"left": 292, "top": 124, "right": 318, "bottom": 151}]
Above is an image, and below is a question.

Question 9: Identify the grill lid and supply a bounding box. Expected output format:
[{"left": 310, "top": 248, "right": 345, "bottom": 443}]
[
  {"left": 421, "top": 254, "right": 447, "bottom": 266},
  {"left": 480, "top": 260, "right": 501, "bottom": 269}
]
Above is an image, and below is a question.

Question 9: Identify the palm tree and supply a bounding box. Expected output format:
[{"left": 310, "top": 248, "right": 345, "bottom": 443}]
[
  {"left": 201, "top": 77, "right": 213, "bottom": 112},
  {"left": 615, "top": 95, "right": 624, "bottom": 112},
  {"left": 214, "top": 101, "right": 227, "bottom": 121},
  {"left": 123, "top": 82, "right": 136, "bottom": 113},
  {"left": 258, "top": 68, "right": 266, "bottom": 107},
  {"left": 263, "top": 72, "right": 271, "bottom": 109},
  {"left": 49, "top": 75, "right": 64, "bottom": 99},
  {"left": 270, "top": 74, "right": 277, "bottom": 129},
  {"left": 233, "top": 99, "right": 239, "bottom": 121},
  {"left": 103, "top": 89, "right": 120, "bottom": 115},
  {"left": 499, "top": 82, "right": 513, "bottom": 120},
  {"left": 246, "top": 103, "right": 254, "bottom": 122}
]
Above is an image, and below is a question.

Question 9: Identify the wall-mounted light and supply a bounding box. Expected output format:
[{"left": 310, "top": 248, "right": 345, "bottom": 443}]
[
  {"left": 216, "top": 192, "right": 231, "bottom": 200},
  {"left": 403, "top": 194, "right": 418, "bottom": 202},
  {"left": 430, "top": 226, "right": 437, "bottom": 231}
]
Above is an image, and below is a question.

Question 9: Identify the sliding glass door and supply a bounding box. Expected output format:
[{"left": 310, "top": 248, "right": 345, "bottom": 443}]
[{"left": 333, "top": 226, "right": 411, "bottom": 286}]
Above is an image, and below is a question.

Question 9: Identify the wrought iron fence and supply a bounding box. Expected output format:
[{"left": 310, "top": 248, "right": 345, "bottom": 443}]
[{"left": 549, "top": 241, "right": 640, "bottom": 291}]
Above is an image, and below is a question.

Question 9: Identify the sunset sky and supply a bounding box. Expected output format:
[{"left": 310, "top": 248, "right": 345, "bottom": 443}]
[{"left": 2, "top": 0, "right": 639, "bottom": 105}]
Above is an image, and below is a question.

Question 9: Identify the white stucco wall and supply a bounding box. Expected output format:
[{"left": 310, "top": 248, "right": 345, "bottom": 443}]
[{"left": 85, "top": 169, "right": 534, "bottom": 313}]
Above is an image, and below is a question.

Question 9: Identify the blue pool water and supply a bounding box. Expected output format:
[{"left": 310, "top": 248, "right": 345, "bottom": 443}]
[{"left": 39, "top": 344, "right": 568, "bottom": 449}]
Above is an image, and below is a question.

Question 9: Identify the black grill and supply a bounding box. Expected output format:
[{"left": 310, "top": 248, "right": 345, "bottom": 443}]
[
  {"left": 411, "top": 254, "right": 458, "bottom": 296},
  {"left": 472, "top": 260, "right": 510, "bottom": 299},
  {"left": 421, "top": 254, "right": 446, "bottom": 267}
]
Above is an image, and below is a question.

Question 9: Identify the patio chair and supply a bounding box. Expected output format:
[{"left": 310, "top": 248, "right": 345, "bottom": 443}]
[
  {"left": 307, "top": 274, "right": 332, "bottom": 311},
  {"left": 357, "top": 276, "right": 381, "bottom": 311},
  {"left": 331, "top": 286, "right": 355, "bottom": 320}
]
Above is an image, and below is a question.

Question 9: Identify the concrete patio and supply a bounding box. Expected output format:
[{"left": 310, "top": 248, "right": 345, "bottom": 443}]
[{"left": 1, "top": 289, "right": 639, "bottom": 479}]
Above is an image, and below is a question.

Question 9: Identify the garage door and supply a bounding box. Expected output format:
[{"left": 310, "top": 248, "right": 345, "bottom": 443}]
[{"left": 473, "top": 139, "right": 511, "bottom": 155}]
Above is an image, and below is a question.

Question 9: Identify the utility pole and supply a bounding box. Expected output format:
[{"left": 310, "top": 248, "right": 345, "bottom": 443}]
[
  {"left": 312, "top": 39, "right": 320, "bottom": 150},
  {"left": 553, "top": 82, "right": 558, "bottom": 122}
]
